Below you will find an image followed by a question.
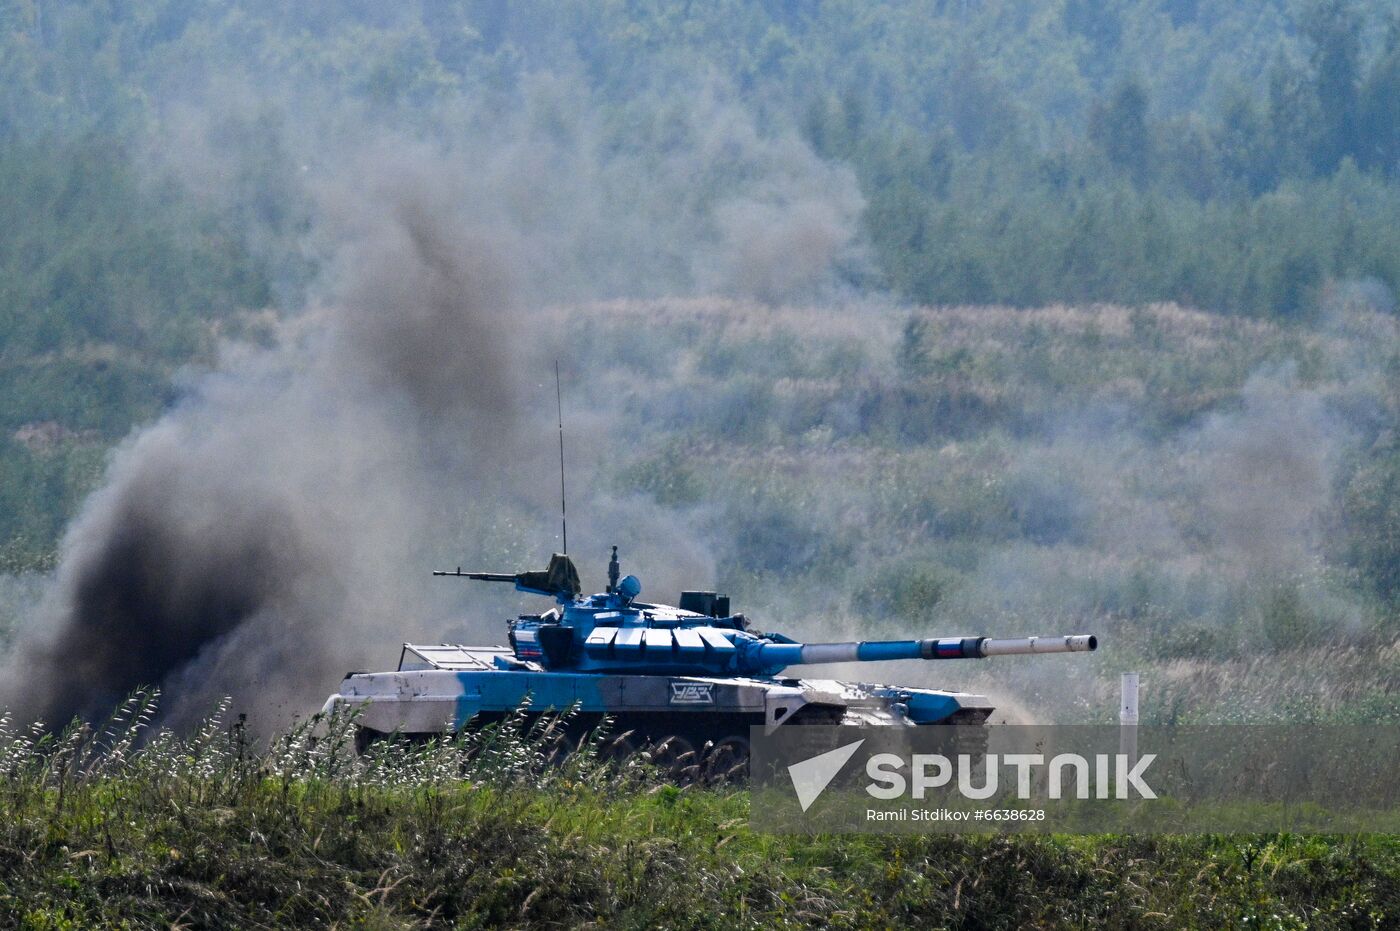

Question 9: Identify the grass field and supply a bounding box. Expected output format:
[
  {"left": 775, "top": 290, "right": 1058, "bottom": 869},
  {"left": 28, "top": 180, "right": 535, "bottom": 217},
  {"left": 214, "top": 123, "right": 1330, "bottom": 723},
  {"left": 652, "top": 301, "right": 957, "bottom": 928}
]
[{"left": 1, "top": 702, "right": 1396, "bottom": 929}]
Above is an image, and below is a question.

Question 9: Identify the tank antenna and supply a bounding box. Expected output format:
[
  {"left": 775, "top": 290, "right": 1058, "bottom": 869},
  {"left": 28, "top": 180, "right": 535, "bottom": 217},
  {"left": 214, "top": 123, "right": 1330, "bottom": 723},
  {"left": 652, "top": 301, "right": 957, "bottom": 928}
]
[{"left": 555, "top": 360, "right": 568, "bottom": 556}]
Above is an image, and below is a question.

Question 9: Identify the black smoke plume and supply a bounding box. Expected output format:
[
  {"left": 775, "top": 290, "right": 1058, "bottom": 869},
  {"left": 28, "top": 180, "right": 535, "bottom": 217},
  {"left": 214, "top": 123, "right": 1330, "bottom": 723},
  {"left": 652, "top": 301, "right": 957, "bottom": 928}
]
[
  {"left": 0, "top": 148, "right": 526, "bottom": 729},
  {"left": 0, "top": 73, "right": 867, "bottom": 729}
]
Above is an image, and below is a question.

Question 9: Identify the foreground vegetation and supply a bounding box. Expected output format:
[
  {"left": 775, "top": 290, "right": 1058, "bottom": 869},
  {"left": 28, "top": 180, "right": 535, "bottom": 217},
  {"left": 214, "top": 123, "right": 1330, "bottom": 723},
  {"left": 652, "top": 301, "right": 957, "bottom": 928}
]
[{"left": 1, "top": 698, "right": 1395, "bottom": 929}]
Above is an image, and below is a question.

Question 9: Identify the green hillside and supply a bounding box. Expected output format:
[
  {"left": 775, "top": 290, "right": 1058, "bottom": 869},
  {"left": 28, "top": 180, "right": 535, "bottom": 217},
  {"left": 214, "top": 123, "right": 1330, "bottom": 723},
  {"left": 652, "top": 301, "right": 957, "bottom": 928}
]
[
  {"left": 547, "top": 297, "right": 1400, "bottom": 725},
  {"left": 4, "top": 0, "right": 1400, "bottom": 568}
]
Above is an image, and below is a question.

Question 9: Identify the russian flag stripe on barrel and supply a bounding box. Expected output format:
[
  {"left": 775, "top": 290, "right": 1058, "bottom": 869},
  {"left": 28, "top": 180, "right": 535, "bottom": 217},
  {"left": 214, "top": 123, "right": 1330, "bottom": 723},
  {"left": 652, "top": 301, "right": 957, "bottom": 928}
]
[{"left": 935, "top": 638, "right": 967, "bottom": 658}]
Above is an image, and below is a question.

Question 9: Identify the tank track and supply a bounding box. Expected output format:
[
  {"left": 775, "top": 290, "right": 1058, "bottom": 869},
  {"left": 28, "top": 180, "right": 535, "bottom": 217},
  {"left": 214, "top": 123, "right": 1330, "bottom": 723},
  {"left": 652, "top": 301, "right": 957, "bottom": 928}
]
[{"left": 356, "top": 706, "right": 992, "bottom": 785}]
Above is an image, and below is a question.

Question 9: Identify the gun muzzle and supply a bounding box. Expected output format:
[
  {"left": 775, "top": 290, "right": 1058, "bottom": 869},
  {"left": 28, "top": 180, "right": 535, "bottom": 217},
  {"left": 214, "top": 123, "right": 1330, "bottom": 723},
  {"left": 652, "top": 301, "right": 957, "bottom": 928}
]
[{"left": 923, "top": 634, "right": 1098, "bottom": 659}]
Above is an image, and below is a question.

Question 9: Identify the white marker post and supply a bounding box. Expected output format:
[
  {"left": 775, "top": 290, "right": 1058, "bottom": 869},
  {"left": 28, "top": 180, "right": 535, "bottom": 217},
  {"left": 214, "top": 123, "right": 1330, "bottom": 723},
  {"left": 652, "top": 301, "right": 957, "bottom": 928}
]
[{"left": 1120, "top": 672, "right": 1140, "bottom": 767}]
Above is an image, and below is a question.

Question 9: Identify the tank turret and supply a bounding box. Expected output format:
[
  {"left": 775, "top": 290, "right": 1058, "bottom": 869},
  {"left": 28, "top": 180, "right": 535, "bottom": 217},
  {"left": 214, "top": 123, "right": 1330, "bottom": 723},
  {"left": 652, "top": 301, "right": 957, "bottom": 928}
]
[{"left": 437, "top": 552, "right": 1095, "bottom": 678}]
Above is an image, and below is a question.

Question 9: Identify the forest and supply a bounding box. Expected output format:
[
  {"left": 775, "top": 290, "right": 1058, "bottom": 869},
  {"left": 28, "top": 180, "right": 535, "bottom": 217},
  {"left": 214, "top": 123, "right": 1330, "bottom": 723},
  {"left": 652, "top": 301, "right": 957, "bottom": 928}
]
[{"left": 3, "top": 0, "right": 1400, "bottom": 575}]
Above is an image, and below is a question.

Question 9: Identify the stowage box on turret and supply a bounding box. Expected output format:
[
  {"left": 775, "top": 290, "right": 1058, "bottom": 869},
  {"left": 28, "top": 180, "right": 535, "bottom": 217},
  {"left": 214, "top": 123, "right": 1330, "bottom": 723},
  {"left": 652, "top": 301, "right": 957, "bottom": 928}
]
[{"left": 322, "top": 550, "right": 1097, "bottom": 778}]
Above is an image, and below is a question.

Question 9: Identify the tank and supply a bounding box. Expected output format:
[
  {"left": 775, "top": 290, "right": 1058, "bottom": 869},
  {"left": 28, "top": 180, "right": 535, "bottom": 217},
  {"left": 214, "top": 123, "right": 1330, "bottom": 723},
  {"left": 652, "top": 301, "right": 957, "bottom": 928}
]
[{"left": 322, "top": 550, "right": 1097, "bottom": 778}]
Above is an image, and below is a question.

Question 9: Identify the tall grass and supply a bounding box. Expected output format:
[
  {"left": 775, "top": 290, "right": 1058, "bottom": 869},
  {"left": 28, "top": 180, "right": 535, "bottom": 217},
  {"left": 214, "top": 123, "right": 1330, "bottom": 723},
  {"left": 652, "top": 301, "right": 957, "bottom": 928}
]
[{"left": 0, "top": 694, "right": 1395, "bottom": 928}]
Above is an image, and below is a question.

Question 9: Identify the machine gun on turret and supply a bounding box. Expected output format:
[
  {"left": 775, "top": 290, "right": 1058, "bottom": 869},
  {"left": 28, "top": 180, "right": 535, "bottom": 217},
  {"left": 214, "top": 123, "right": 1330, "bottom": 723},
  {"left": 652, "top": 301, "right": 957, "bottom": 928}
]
[{"left": 434, "top": 552, "right": 581, "bottom": 600}]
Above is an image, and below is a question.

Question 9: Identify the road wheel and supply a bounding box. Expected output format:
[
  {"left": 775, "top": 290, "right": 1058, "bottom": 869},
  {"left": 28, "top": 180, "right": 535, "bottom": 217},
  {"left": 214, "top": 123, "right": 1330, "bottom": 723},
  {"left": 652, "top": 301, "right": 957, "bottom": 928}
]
[
  {"left": 703, "top": 735, "right": 750, "bottom": 784},
  {"left": 540, "top": 729, "right": 580, "bottom": 767},
  {"left": 354, "top": 726, "right": 381, "bottom": 756},
  {"left": 649, "top": 735, "right": 699, "bottom": 782},
  {"left": 600, "top": 730, "right": 640, "bottom": 766}
]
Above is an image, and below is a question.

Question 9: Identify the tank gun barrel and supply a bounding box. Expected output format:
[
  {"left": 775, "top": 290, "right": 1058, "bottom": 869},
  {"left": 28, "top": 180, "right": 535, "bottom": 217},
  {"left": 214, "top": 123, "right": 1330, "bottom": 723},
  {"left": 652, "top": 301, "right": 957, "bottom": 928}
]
[{"left": 747, "top": 634, "right": 1096, "bottom": 671}]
